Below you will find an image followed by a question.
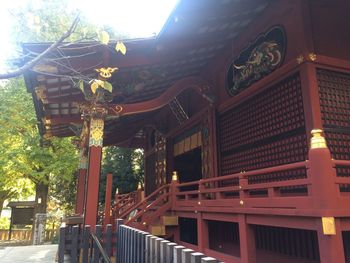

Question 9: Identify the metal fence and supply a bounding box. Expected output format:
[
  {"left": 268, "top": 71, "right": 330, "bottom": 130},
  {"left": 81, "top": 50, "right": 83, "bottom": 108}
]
[{"left": 58, "top": 219, "right": 219, "bottom": 263}]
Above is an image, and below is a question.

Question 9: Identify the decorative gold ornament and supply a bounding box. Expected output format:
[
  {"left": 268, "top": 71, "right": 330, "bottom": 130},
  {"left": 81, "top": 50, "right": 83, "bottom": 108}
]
[
  {"left": 322, "top": 217, "right": 336, "bottom": 235},
  {"left": 297, "top": 55, "right": 304, "bottom": 64},
  {"left": 172, "top": 171, "right": 178, "bottom": 181},
  {"left": 89, "top": 118, "right": 104, "bottom": 147},
  {"left": 310, "top": 129, "right": 327, "bottom": 149},
  {"left": 95, "top": 67, "right": 118, "bottom": 79},
  {"left": 309, "top": 53, "right": 317, "bottom": 62}
]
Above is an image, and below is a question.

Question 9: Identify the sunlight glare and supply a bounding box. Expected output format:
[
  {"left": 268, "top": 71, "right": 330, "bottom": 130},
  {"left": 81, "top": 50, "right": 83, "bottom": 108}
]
[{"left": 73, "top": 0, "right": 179, "bottom": 38}]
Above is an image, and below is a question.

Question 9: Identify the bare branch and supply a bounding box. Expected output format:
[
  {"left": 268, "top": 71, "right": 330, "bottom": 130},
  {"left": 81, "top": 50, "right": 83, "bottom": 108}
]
[{"left": 0, "top": 15, "right": 80, "bottom": 80}]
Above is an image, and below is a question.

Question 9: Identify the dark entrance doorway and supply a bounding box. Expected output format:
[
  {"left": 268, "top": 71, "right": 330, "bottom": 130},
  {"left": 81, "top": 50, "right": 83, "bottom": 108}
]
[{"left": 174, "top": 147, "right": 202, "bottom": 187}]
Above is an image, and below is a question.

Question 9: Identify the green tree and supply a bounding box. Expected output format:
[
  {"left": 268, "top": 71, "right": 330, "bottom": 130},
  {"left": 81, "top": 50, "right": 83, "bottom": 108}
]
[
  {"left": 99, "top": 147, "right": 144, "bottom": 203},
  {"left": 0, "top": 78, "right": 79, "bottom": 214}
]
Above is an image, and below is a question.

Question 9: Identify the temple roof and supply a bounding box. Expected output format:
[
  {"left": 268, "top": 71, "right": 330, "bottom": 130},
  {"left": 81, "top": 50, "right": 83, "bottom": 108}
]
[{"left": 24, "top": 0, "right": 271, "bottom": 146}]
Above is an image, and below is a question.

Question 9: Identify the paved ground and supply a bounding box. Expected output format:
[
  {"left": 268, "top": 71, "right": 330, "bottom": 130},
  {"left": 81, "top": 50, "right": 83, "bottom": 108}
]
[{"left": 0, "top": 244, "right": 58, "bottom": 262}]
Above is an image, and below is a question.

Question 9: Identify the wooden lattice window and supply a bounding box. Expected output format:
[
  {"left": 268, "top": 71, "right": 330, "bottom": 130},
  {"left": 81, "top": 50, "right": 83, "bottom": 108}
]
[{"left": 219, "top": 73, "right": 308, "bottom": 176}]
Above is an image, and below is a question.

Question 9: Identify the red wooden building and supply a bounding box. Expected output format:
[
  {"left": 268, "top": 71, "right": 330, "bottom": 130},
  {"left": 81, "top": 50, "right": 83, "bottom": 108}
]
[{"left": 24, "top": 0, "right": 350, "bottom": 262}]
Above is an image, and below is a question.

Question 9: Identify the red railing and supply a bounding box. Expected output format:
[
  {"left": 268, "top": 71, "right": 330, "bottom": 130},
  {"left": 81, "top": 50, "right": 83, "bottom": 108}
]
[
  {"left": 117, "top": 185, "right": 171, "bottom": 230},
  {"left": 112, "top": 157, "right": 350, "bottom": 228},
  {"left": 113, "top": 189, "right": 142, "bottom": 218},
  {"left": 333, "top": 159, "right": 350, "bottom": 197},
  {"left": 174, "top": 161, "right": 312, "bottom": 213}
]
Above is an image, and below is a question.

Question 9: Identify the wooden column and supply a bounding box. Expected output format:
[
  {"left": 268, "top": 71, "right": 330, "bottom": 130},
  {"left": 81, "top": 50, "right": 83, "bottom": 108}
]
[
  {"left": 104, "top": 173, "right": 113, "bottom": 226},
  {"left": 197, "top": 213, "right": 208, "bottom": 252},
  {"left": 308, "top": 129, "right": 338, "bottom": 209},
  {"left": 317, "top": 218, "right": 345, "bottom": 263},
  {"left": 239, "top": 214, "right": 256, "bottom": 263},
  {"left": 300, "top": 62, "right": 322, "bottom": 142},
  {"left": 84, "top": 116, "right": 105, "bottom": 228},
  {"left": 75, "top": 150, "right": 88, "bottom": 215}
]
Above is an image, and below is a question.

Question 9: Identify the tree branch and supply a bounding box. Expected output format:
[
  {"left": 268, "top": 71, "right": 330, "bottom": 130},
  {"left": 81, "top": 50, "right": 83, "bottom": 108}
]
[{"left": 0, "top": 15, "right": 80, "bottom": 80}]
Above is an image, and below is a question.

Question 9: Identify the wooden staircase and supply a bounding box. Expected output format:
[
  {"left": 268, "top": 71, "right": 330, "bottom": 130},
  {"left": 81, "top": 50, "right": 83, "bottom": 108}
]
[{"left": 116, "top": 184, "right": 178, "bottom": 237}]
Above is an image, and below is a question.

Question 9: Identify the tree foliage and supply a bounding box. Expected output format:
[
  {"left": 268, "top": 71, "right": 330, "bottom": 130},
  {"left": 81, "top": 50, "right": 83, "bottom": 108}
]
[
  {"left": 99, "top": 147, "right": 144, "bottom": 203},
  {"left": 0, "top": 78, "right": 79, "bottom": 213}
]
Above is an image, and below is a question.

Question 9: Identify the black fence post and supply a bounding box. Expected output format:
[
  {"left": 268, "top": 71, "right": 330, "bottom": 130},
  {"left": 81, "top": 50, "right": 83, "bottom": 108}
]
[
  {"left": 92, "top": 225, "right": 102, "bottom": 263},
  {"left": 58, "top": 226, "right": 66, "bottom": 263},
  {"left": 82, "top": 225, "right": 90, "bottom": 263},
  {"left": 116, "top": 219, "right": 124, "bottom": 263},
  {"left": 105, "top": 224, "right": 112, "bottom": 257},
  {"left": 70, "top": 225, "right": 79, "bottom": 263}
]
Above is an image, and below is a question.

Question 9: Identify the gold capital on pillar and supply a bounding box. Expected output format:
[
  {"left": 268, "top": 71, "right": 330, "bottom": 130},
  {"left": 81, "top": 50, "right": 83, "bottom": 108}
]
[
  {"left": 89, "top": 118, "right": 104, "bottom": 147},
  {"left": 310, "top": 129, "right": 327, "bottom": 149}
]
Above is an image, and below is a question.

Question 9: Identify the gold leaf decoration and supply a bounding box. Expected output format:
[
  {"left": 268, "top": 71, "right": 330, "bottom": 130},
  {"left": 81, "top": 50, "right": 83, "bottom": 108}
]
[
  {"left": 78, "top": 80, "right": 84, "bottom": 92},
  {"left": 115, "top": 41, "right": 127, "bottom": 55},
  {"left": 95, "top": 67, "right": 118, "bottom": 78},
  {"left": 100, "top": 31, "right": 110, "bottom": 45},
  {"left": 103, "top": 81, "right": 113, "bottom": 93},
  {"left": 89, "top": 118, "right": 104, "bottom": 147},
  {"left": 91, "top": 81, "right": 99, "bottom": 94}
]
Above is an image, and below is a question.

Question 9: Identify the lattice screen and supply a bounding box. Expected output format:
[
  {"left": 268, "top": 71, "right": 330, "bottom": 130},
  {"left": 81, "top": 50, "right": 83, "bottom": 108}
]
[
  {"left": 219, "top": 73, "right": 308, "bottom": 176},
  {"left": 318, "top": 68, "right": 350, "bottom": 191},
  {"left": 318, "top": 68, "right": 350, "bottom": 160}
]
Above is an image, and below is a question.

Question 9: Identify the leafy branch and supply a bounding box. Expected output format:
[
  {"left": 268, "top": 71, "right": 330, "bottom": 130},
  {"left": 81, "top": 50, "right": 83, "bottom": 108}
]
[{"left": 0, "top": 15, "right": 80, "bottom": 79}]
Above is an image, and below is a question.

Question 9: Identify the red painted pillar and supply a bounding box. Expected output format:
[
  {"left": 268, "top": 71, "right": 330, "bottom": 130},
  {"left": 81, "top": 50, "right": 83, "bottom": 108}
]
[
  {"left": 75, "top": 150, "right": 88, "bottom": 215},
  {"left": 84, "top": 117, "right": 105, "bottom": 228},
  {"left": 239, "top": 214, "right": 256, "bottom": 263},
  {"left": 307, "top": 130, "right": 339, "bottom": 209},
  {"left": 75, "top": 168, "right": 87, "bottom": 215},
  {"left": 317, "top": 218, "right": 345, "bottom": 263},
  {"left": 104, "top": 173, "right": 113, "bottom": 226},
  {"left": 197, "top": 212, "right": 208, "bottom": 252}
]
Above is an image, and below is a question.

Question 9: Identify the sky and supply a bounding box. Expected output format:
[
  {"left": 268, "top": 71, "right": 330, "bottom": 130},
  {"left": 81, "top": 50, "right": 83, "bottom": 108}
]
[{"left": 0, "top": 0, "right": 178, "bottom": 72}]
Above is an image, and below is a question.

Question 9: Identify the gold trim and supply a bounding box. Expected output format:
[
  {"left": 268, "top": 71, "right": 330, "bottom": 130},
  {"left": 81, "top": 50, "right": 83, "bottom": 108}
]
[
  {"left": 310, "top": 129, "right": 327, "bottom": 149},
  {"left": 172, "top": 171, "right": 178, "bottom": 181},
  {"left": 95, "top": 67, "right": 118, "bottom": 79},
  {"left": 309, "top": 53, "right": 317, "bottom": 62},
  {"left": 89, "top": 118, "right": 104, "bottom": 147},
  {"left": 322, "top": 217, "right": 336, "bottom": 235}
]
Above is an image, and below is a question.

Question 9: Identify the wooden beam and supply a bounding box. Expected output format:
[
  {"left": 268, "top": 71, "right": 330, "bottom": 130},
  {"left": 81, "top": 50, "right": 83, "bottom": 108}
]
[{"left": 108, "top": 76, "right": 211, "bottom": 117}]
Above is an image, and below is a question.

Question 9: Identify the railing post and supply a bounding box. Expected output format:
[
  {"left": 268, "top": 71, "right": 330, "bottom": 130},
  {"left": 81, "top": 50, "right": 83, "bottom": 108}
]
[
  {"left": 70, "top": 225, "right": 79, "bottom": 263},
  {"left": 104, "top": 173, "right": 113, "bottom": 226},
  {"left": 182, "top": 248, "right": 194, "bottom": 263},
  {"left": 116, "top": 219, "right": 124, "bottom": 263},
  {"left": 308, "top": 129, "right": 338, "bottom": 209},
  {"left": 160, "top": 240, "right": 170, "bottom": 262},
  {"left": 82, "top": 225, "right": 90, "bottom": 263},
  {"left": 239, "top": 171, "right": 248, "bottom": 206},
  {"left": 105, "top": 224, "right": 112, "bottom": 257},
  {"left": 155, "top": 237, "right": 164, "bottom": 263},
  {"left": 170, "top": 171, "right": 179, "bottom": 207},
  {"left": 166, "top": 242, "right": 177, "bottom": 262},
  {"left": 145, "top": 234, "right": 153, "bottom": 263},
  {"left": 137, "top": 182, "right": 143, "bottom": 203},
  {"left": 191, "top": 252, "right": 205, "bottom": 263},
  {"left": 173, "top": 245, "right": 185, "bottom": 263},
  {"left": 58, "top": 226, "right": 66, "bottom": 263},
  {"left": 239, "top": 214, "right": 256, "bottom": 263}
]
